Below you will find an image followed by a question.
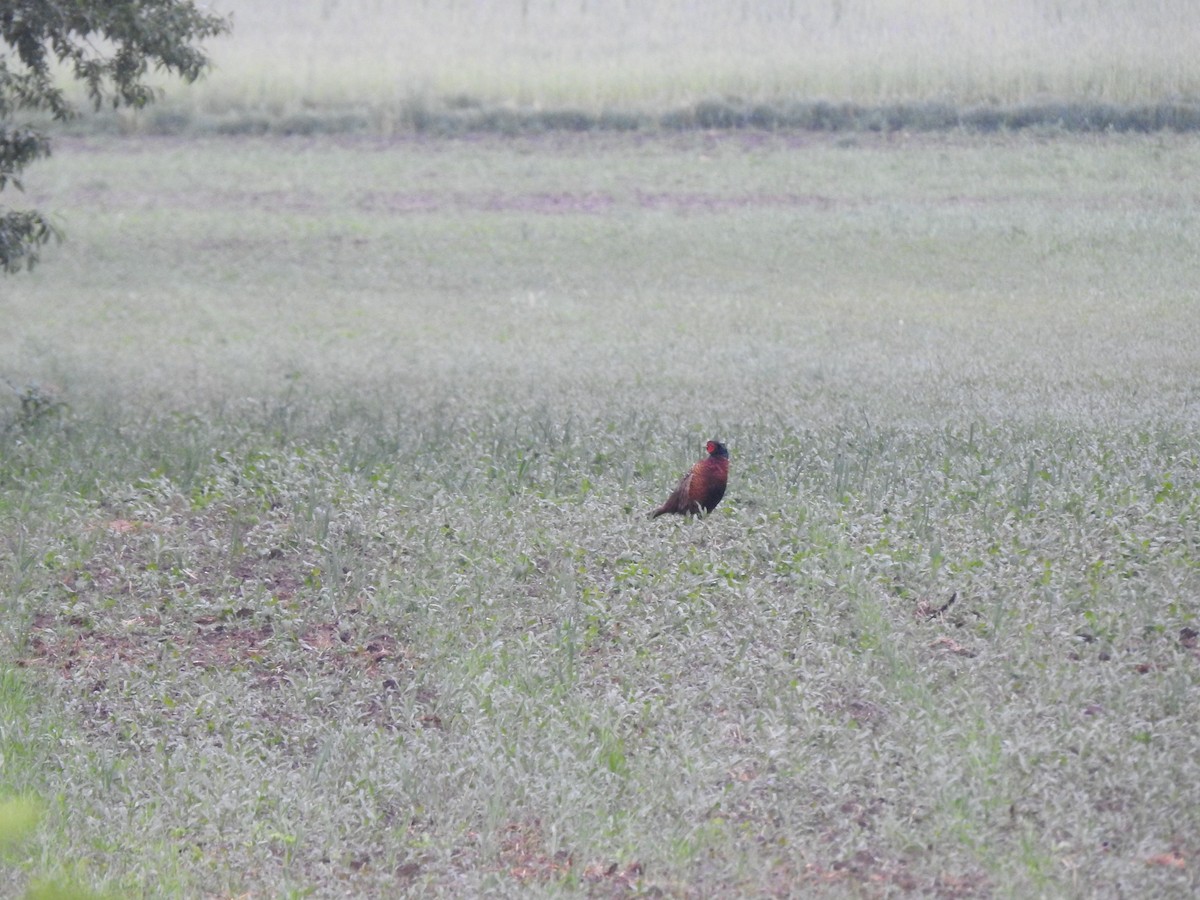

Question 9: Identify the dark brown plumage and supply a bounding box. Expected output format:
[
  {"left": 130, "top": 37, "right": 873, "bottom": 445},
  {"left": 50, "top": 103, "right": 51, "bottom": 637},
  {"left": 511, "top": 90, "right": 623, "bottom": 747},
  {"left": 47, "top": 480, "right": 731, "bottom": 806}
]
[{"left": 651, "top": 440, "right": 729, "bottom": 518}]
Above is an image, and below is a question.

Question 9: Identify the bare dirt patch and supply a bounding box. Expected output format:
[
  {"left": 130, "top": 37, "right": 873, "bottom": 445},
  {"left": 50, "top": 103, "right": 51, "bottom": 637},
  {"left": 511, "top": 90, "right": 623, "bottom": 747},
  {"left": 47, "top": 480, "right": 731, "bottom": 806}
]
[
  {"left": 795, "top": 852, "right": 989, "bottom": 898},
  {"left": 484, "top": 819, "right": 646, "bottom": 895}
]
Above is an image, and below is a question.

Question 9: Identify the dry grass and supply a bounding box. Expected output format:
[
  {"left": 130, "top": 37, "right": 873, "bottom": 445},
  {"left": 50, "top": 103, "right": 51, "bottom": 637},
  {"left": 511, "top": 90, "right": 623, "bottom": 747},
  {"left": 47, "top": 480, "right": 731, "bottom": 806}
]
[{"left": 58, "top": 0, "right": 1200, "bottom": 131}]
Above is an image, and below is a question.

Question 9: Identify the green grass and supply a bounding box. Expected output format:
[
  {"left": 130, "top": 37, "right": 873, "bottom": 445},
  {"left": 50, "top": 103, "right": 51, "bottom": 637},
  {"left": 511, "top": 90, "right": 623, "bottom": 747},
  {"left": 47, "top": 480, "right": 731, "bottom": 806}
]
[{"left": 1, "top": 131, "right": 1199, "bottom": 896}]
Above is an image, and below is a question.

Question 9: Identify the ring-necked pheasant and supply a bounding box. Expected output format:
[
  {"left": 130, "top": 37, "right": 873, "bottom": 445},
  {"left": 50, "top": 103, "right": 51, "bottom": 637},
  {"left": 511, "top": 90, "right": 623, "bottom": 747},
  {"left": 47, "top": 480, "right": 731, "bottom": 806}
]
[{"left": 650, "top": 440, "right": 729, "bottom": 518}]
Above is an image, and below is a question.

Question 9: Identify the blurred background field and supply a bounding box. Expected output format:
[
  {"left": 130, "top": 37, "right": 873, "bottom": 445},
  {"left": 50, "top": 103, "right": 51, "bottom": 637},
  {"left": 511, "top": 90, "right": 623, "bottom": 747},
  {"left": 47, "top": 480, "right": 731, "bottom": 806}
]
[
  {"left": 6, "top": 130, "right": 1198, "bottom": 426},
  {"left": 53, "top": 0, "right": 1200, "bottom": 135}
]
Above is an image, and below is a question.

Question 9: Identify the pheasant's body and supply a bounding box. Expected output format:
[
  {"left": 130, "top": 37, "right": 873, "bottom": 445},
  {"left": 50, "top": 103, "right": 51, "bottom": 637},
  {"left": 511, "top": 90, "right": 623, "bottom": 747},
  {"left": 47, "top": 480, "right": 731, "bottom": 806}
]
[{"left": 651, "top": 441, "right": 729, "bottom": 518}]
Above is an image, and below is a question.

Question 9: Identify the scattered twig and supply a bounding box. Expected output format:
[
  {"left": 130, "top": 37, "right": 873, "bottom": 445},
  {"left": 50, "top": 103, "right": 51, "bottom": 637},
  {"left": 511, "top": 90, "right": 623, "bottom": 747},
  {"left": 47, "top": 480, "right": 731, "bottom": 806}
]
[{"left": 915, "top": 591, "right": 957, "bottom": 619}]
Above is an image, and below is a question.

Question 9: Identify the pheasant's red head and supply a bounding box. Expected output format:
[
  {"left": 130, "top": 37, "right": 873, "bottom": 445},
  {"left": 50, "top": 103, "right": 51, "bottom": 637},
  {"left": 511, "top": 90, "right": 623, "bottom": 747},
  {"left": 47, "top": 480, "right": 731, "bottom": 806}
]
[{"left": 706, "top": 440, "right": 729, "bottom": 459}]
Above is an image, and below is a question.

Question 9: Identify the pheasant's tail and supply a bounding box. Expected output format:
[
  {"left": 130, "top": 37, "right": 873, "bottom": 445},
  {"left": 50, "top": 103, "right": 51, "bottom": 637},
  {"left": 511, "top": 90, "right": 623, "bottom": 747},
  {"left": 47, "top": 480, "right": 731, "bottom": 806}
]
[{"left": 650, "top": 471, "right": 692, "bottom": 518}]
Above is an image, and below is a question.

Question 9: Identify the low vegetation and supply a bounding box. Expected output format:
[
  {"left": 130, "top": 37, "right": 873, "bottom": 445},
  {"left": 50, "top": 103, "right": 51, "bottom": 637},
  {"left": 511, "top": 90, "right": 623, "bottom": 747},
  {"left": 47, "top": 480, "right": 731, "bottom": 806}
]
[{"left": 1, "top": 130, "right": 1197, "bottom": 896}]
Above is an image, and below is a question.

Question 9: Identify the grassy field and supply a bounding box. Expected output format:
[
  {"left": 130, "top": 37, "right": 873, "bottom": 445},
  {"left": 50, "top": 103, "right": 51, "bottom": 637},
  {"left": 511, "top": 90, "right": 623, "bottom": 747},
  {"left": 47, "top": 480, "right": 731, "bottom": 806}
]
[
  {"left": 53, "top": 0, "right": 1200, "bottom": 135},
  {"left": 203, "top": 0, "right": 1200, "bottom": 107},
  {"left": 1, "top": 130, "right": 1199, "bottom": 897}
]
